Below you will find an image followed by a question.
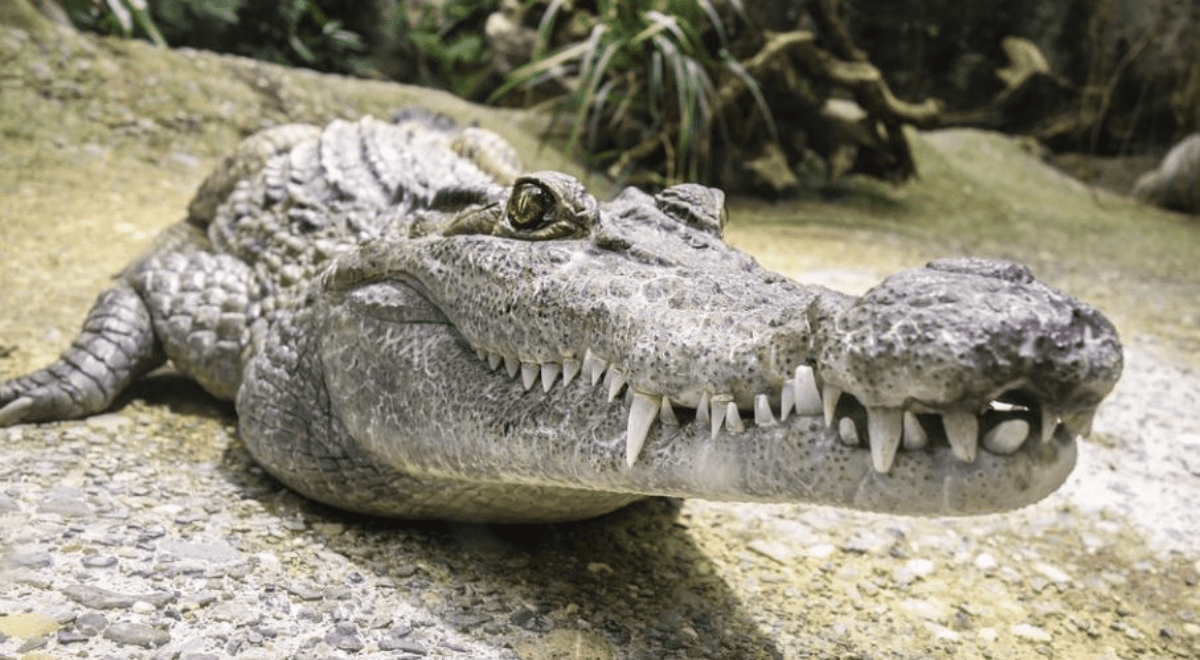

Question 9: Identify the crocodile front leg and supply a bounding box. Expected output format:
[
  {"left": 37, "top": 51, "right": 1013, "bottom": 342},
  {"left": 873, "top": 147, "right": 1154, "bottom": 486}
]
[
  {"left": 0, "top": 283, "right": 165, "bottom": 425},
  {"left": 1, "top": 229, "right": 266, "bottom": 424}
]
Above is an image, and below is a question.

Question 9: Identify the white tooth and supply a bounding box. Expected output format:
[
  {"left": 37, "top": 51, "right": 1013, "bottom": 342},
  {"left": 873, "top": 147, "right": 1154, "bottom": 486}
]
[
  {"left": 504, "top": 355, "right": 520, "bottom": 379},
  {"left": 562, "top": 358, "right": 581, "bottom": 386},
  {"left": 626, "top": 392, "right": 660, "bottom": 467},
  {"left": 487, "top": 352, "right": 502, "bottom": 371},
  {"left": 659, "top": 396, "right": 679, "bottom": 425},
  {"left": 583, "top": 349, "right": 608, "bottom": 385},
  {"left": 779, "top": 382, "right": 795, "bottom": 421},
  {"left": 726, "top": 402, "right": 745, "bottom": 433},
  {"left": 541, "top": 363, "right": 561, "bottom": 392},
  {"left": 902, "top": 411, "right": 928, "bottom": 449},
  {"left": 942, "top": 412, "right": 979, "bottom": 462},
  {"left": 521, "top": 362, "right": 539, "bottom": 391},
  {"left": 867, "top": 407, "right": 903, "bottom": 473},
  {"left": 794, "top": 366, "right": 823, "bottom": 415},
  {"left": 823, "top": 384, "right": 841, "bottom": 427},
  {"left": 1040, "top": 409, "right": 1057, "bottom": 444},
  {"left": 710, "top": 395, "right": 731, "bottom": 439},
  {"left": 697, "top": 392, "right": 711, "bottom": 424},
  {"left": 838, "top": 418, "right": 859, "bottom": 446},
  {"left": 1063, "top": 407, "right": 1097, "bottom": 438},
  {"left": 983, "top": 418, "right": 1029, "bottom": 455},
  {"left": 605, "top": 368, "right": 627, "bottom": 401},
  {"left": 754, "top": 394, "right": 776, "bottom": 426},
  {"left": 475, "top": 348, "right": 486, "bottom": 361}
]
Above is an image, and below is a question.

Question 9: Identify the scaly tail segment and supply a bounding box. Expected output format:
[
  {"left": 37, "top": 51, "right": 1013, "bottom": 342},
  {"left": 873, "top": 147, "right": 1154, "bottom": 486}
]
[{"left": 0, "top": 283, "right": 164, "bottom": 425}]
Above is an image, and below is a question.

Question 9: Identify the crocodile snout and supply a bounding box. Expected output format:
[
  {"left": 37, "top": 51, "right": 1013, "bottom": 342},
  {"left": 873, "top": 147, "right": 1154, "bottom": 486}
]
[{"left": 807, "top": 259, "right": 1122, "bottom": 473}]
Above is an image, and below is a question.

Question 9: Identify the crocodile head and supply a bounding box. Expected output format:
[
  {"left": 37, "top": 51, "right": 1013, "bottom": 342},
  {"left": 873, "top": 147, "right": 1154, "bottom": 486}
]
[{"left": 258, "top": 171, "right": 1122, "bottom": 521}]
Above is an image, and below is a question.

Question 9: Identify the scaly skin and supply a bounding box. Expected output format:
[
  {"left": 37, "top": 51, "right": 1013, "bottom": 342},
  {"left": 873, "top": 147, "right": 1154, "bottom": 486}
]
[{"left": 0, "top": 113, "right": 1123, "bottom": 522}]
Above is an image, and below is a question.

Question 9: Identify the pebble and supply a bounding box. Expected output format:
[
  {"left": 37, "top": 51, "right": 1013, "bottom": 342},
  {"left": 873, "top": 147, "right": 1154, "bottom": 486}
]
[
  {"left": 379, "top": 636, "right": 428, "bottom": 654},
  {"left": 158, "top": 538, "right": 242, "bottom": 563},
  {"left": 74, "top": 612, "right": 108, "bottom": 636},
  {"left": 10, "top": 552, "right": 52, "bottom": 568},
  {"left": 103, "top": 621, "right": 170, "bottom": 648},
  {"left": 1032, "top": 561, "right": 1071, "bottom": 584},
  {"left": 62, "top": 584, "right": 174, "bottom": 610},
  {"left": 893, "top": 558, "right": 936, "bottom": 584},
  {"left": 287, "top": 582, "right": 325, "bottom": 601},
  {"left": 81, "top": 555, "right": 118, "bottom": 568},
  {"left": 324, "top": 622, "right": 364, "bottom": 651},
  {"left": 36, "top": 488, "right": 92, "bottom": 517},
  {"left": 1012, "top": 623, "right": 1053, "bottom": 642}
]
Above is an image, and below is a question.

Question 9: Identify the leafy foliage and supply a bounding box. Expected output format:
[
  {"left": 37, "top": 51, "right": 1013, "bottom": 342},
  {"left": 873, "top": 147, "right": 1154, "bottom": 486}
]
[
  {"left": 62, "top": 0, "right": 167, "bottom": 45},
  {"left": 403, "top": 0, "right": 500, "bottom": 98},
  {"left": 493, "top": 0, "right": 773, "bottom": 186},
  {"left": 62, "top": 0, "right": 372, "bottom": 76}
]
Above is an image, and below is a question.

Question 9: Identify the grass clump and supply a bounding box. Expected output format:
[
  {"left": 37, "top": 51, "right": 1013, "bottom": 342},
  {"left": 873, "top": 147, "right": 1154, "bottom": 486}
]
[{"left": 493, "top": 0, "right": 774, "bottom": 187}]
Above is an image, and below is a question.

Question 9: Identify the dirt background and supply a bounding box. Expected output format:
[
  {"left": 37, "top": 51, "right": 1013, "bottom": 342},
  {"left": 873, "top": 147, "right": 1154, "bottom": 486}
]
[{"left": 1, "top": 5, "right": 1199, "bottom": 659}]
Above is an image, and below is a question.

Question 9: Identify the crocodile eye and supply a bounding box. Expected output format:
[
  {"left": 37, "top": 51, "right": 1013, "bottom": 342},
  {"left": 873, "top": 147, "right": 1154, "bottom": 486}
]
[{"left": 507, "top": 181, "right": 555, "bottom": 230}]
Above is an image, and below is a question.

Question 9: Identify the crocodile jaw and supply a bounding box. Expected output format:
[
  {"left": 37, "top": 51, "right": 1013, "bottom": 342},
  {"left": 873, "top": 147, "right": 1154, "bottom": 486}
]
[{"left": 315, "top": 278, "right": 1082, "bottom": 517}]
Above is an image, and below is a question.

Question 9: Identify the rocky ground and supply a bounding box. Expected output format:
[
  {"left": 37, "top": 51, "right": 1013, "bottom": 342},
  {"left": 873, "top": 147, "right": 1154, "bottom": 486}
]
[{"left": 1, "top": 7, "right": 1198, "bottom": 660}]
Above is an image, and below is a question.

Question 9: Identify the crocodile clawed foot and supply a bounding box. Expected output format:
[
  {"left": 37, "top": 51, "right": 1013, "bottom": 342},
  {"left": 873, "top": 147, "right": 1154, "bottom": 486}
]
[{"left": 0, "top": 396, "right": 35, "bottom": 426}]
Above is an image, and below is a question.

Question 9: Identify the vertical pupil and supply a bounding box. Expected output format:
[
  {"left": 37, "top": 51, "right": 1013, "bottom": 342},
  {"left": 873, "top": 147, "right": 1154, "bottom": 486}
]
[{"left": 512, "top": 185, "right": 549, "bottom": 228}]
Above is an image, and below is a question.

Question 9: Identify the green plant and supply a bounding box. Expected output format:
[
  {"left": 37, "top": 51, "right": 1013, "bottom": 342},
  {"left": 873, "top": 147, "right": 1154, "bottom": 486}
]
[
  {"left": 406, "top": 0, "right": 499, "bottom": 98},
  {"left": 494, "top": 0, "right": 774, "bottom": 186},
  {"left": 61, "top": 0, "right": 371, "bottom": 77},
  {"left": 62, "top": 0, "right": 168, "bottom": 45}
]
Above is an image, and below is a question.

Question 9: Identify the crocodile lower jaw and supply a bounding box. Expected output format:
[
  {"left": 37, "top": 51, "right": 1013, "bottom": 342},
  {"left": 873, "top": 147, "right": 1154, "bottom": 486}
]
[{"left": 472, "top": 346, "right": 1095, "bottom": 475}]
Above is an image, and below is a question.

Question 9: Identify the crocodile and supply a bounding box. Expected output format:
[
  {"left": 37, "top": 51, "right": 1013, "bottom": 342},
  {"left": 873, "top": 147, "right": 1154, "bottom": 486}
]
[{"left": 0, "top": 113, "right": 1123, "bottom": 523}]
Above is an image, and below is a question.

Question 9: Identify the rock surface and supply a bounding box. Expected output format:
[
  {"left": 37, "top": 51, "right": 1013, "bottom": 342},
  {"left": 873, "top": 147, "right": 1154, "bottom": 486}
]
[{"left": 1, "top": 11, "right": 1199, "bottom": 660}]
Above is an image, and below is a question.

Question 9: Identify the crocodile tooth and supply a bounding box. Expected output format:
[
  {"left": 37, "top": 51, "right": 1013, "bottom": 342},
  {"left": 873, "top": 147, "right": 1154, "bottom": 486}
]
[
  {"left": 697, "top": 392, "right": 712, "bottom": 424},
  {"left": 1063, "top": 406, "right": 1097, "bottom": 438},
  {"left": 822, "top": 384, "right": 841, "bottom": 427},
  {"left": 541, "top": 363, "right": 560, "bottom": 392},
  {"left": 754, "top": 394, "right": 776, "bottom": 426},
  {"left": 561, "top": 358, "right": 581, "bottom": 386},
  {"left": 475, "top": 348, "right": 486, "bottom": 361},
  {"left": 583, "top": 349, "right": 607, "bottom": 386},
  {"left": 779, "top": 382, "right": 795, "bottom": 421},
  {"left": 504, "top": 355, "right": 520, "bottom": 379},
  {"left": 726, "top": 402, "right": 745, "bottom": 433},
  {"left": 659, "top": 396, "right": 679, "bottom": 425},
  {"left": 605, "top": 368, "right": 627, "bottom": 402},
  {"left": 867, "top": 407, "right": 903, "bottom": 473},
  {"left": 626, "top": 392, "right": 660, "bottom": 467},
  {"left": 982, "top": 418, "right": 1029, "bottom": 455},
  {"left": 794, "top": 366, "right": 823, "bottom": 415},
  {"left": 521, "top": 362, "right": 539, "bottom": 391},
  {"left": 838, "top": 418, "right": 859, "bottom": 446},
  {"left": 1040, "top": 409, "right": 1057, "bottom": 444},
  {"left": 942, "top": 412, "right": 979, "bottom": 462},
  {"left": 902, "top": 411, "right": 928, "bottom": 449},
  {"left": 710, "top": 395, "right": 731, "bottom": 439},
  {"left": 487, "top": 352, "right": 502, "bottom": 371}
]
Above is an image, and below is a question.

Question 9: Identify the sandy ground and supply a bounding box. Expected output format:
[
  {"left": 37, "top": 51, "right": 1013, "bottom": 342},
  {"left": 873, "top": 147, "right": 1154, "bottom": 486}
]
[{"left": 1, "top": 8, "right": 1198, "bottom": 660}]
